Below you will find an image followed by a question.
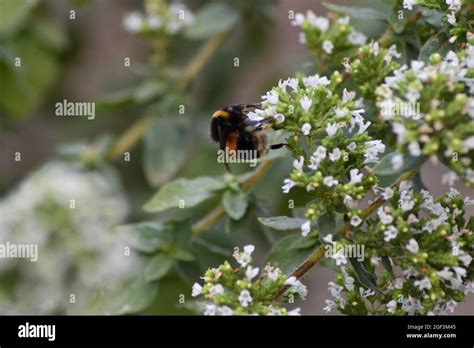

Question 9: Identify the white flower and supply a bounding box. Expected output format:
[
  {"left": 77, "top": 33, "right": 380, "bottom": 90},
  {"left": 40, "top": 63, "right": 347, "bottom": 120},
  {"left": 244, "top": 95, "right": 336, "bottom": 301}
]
[
  {"left": 403, "top": 0, "right": 417, "bottom": 10},
  {"left": 287, "top": 78, "right": 299, "bottom": 91},
  {"left": 384, "top": 226, "right": 398, "bottom": 242},
  {"left": 291, "top": 13, "right": 305, "bottom": 26},
  {"left": 282, "top": 179, "right": 296, "bottom": 194},
  {"left": 359, "top": 287, "right": 376, "bottom": 298},
  {"left": 322, "top": 40, "right": 334, "bottom": 54},
  {"left": 274, "top": 114, "right": 285, "bottom": 124},
  {"left": 347, "top": 142, "right": 357, "bottom": 152},
  {"left": 284, "top": 276, "right": 308, "bottom": 299},
  {"left": 371, "top": 41, "right": 380, "bottom": 56},
  {"left": 406, "top": 239, "right": 419, "bottom": 254},
  {"left": 301, "top": 123, "right": 312, "bottom": 136},
  {"left": 377, "top": 207, "right": 394, "bottom": 225},
  {"left": 344, "top": 272, "right": 355, "bottom": 291},
  {"left": 323, "top": 299, "right": 336, "bottom": 313},
  {"left": 349, "top": 169, "right": 363, "bottom": 184},
  {"left": 307, "top": 12, "right": 329, "bottom": 32},
  {"left": 329, "top": 148, "right": 341, "bottom": 161},
  {"left": 217, "top": 305, "right": 234, "bottom": 316},
  {"left": 209, "top": 284, "right": 225, "bottom": 297},
  {"left": 391, "top": 154, "right": 404, "bottom": 171},
  {"left": 441, "top": 172, "right": 458, "bottom": 186},
  {"left": 343, "top": 195, "right": 357, "bottom": 209},
  {"left": 364, "top": 140, "right": 385, "bottom": 164},
  {"left": 263, "top": 90, "right": 279, "bottom": 105},
  {"left": 264, "top": 264, "right": 280, "bottom": 281},
  {"left": 446, "top": 0, "right": 461, "bottom": 12},
  {"left": 238, "top": 290, "right": 253, "bottom": 307},
  {"left": 348, "top": 31, "right": 367, "bottom": 46},
  {"left": 444, "top": 300, "right": 457, "bottom": 313},
  {"left": 302, "top": 74, "right": 330, "bottom": 88},
  {"left": 146, "top": 14, "right": 162, "bottom": 29},
  {"left": 298, "top": 32, "right": 306, "bottom": 44},
  {"left": 123, "top": 12, "right": 144, "bottom": 33},
  {"left": 408, "top": 142, "right": 422, "bottom": 157},
  {"left": 293, "top": 156, "right": 304, "bottom": 172},
  {"left": 246, "top": 266, "right": 259, "bottom": 281},
  {"left": 203, "top": 303, "right": 217, "bottom": 316},
  {"left": 300, "top": 96, "right": 312, "bottom": 112},
  {"left": 342, "top": 88, "right": 356, "bottom": 103},
  {"left": 287, "top": 308, "right": 301, "bottom": 316},
  {"left": 323, "top": 176, "right": 339, "bottom": 187},
  {"left": 323, "top": 234, "right": 333, "bottom": 244},
  {"left": 447, "top": 11, "right": 457, "bottom": 25},
  {"left": 332, "top": 250, "right": 348, "bottom": 266},
  {"left": 381, "top": 187, "right": 394, "bottom": 200},
  {"left": 326, "top": 123, "right": 338, "bottom": 137},
  {"left": 464, "top": 136, "right": 474, "bottom": 151},
  {"left": 338, "top": 16, "right": 350, "bottom": 25},
  {"left": 234, "top": 244, "right": 255, "bottom": 267},
  {"left": 411, "top": 60, "right": 424, "bottom": 72},
  {"left": 309, "top": 146, "right": 327, "bottom": 170},
  {"left": 414, "top": 277, "right": 432, "bottom": 291},
  {"left": 350, "top": 215, "right": 362, "bottom": 227},
  {"left": 192, "top": 283, "right": 202, "bottom": 297},
  {"left": 328, "top": 282, "right": 343, "bottom": 298},
  {"left": 301, "top": 220, "right": 311, "bottom": 237},
  {"left": 386, "top": 300, "right": 397, "bottom": 313}
]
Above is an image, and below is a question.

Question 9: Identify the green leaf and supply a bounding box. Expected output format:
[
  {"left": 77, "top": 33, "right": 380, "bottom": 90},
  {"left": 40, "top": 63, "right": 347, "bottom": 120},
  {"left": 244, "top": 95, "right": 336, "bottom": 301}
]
[
  {"left": 349, "top": 258, "right": 383, "bottom": 295},
  {"left": 289, "top": 235, "right": 319, "bottom": 250},
  {"left": 323, "top": 2, "right": 386, "bottom": 21},
  {"left": 466, "top": 216, "right": 474, "bottom": 232},
  {"left": 317, "top": 212, "right": 335, "bottom": 238},
  {"left": 266, "top": 235, "right": 316, "bottom": 274},
  {"left": 145, "top": 254, "right": 174, "bottom": 281},
  {"left": 381, "top": 256, "right": 394, "bottom": 275},
  {"left": 373, "top": 152, "right": 425, "bottom": 187},
  {"left": 174, "top": 249, "right": 195, "bottom": 261},
  {"left": 222, "top": 190, "right": 248, "bottom": 220},
  {"left": 420, "top": 8, "right": 444, "bottom": 28},
  {"left": 0, "top": 0, "right": 38, "bottom": 34},
  {"left": 418, "top": 32, "right": 451, "bottom": 63},
  {"left": 143, "top": 116, "right": 190, "bottom": 187},
  {"left": 258, "top": 216, "right": 306, "bottom": 231},
  {"left": 184, "top": 3, "right": 239, "bottom": 40},
  {"left": 389, "top": 9, "right": 410, "bottom": 34},
  {"left": 116, "top": 222, "right": 172, "bottom": 253},
  {"left": 105, "top": 275, "right": 157, "bottom": 315},
  {"left": 144, "top": 177, "right": 225, "bottom": 212}
]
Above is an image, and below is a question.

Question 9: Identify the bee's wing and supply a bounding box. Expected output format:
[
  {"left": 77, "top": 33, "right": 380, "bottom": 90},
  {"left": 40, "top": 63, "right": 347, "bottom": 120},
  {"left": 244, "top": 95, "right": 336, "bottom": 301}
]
[{"left": 244, "top": 116, "right": 273, "bottom": 127}]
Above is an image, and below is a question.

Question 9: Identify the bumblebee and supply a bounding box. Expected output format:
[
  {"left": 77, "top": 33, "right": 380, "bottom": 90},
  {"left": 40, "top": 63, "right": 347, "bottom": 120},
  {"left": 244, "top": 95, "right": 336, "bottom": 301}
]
[{"left": 210, "top": 104, "right": 283, "bottom": 171}]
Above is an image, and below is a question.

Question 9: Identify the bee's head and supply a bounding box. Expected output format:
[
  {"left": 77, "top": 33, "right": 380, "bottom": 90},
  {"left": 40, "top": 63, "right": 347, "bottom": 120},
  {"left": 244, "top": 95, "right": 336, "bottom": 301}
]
[
  {"left": 210, "top": 109, "right": 231, "bottom": 142},
  {"left": 212, "top": 109, "right": 231, "bottom": 120}
]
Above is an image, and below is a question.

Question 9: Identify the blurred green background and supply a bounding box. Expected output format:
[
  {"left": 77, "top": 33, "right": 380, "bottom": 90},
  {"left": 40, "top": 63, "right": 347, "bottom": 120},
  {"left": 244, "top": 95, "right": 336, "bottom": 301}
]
[{"left": 0, "top": 0, "right": 472, "bottom": 314}]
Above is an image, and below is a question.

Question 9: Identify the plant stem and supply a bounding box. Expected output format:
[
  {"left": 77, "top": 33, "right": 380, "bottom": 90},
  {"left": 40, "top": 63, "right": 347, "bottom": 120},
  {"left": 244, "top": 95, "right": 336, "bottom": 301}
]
[
  {"left": 191, "top": 160, "right": 274, "bottom": 236},
  {"left": 273, "top": 166, "right": 421, "bottom": 303},
  {"left": 106, "top": 32, "right": 229, "bottom": 161},
  {"left": 178, "top": 32, "right": 228, "bottom": 89}
]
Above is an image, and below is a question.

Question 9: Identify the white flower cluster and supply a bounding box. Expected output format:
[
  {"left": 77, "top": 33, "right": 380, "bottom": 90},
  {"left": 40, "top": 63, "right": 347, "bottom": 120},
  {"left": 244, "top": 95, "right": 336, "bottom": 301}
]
[
  {"left": 376, "top": 45, "right": 474, "bottom": 182},
  {"left": 323, "top": 267, "right": 375, "bottom": 313},
  {"left": 291, "top": 11, "right": 367, "bottom": 49},
  {"left": 403, "top": 0, "right": 462, "bottom": 32},
  {"left": 191, "top": 245, "right": 306, "bottom": 316},
  {"left": 0, "top": 162, "right": 141, "bottom": 314},
  {"left": 123, "top": 2, "right": 194, "bottom": 34}
]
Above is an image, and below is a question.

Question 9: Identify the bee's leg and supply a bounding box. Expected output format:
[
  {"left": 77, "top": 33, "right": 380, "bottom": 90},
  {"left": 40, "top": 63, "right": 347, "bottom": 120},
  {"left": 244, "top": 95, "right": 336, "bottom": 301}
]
[
  {"left": 270, "top": 143, "right": 293, "bottom": 151},
  {"left": 244, "top": 117, "right": 273, "bottom": 127}
]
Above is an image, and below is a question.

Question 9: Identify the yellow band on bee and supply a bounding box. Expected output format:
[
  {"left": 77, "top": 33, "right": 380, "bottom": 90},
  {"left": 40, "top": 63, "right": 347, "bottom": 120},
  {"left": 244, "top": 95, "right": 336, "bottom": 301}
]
[{"left": 212, "top": 110, "right": 230, "bottom": 119}]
